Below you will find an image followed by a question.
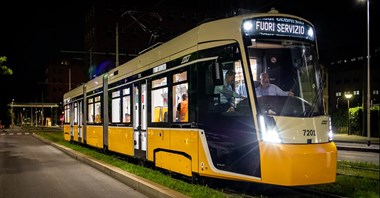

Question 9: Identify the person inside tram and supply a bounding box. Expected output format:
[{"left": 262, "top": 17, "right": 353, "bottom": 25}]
[
  {"left": 214, "top": 70, "right": 245, "bottom": 112},
  {"left": 124, "top": 113, "right": 131, "bottom": 122},
  {"left": 255, "top": 72, "right": 294, "bottom": 97},
  {"left": 237, "top": 81, "right": 247, "bottom": 98},
  {"left": 176, "top": 93, "right": 188, "bottom": 122}
]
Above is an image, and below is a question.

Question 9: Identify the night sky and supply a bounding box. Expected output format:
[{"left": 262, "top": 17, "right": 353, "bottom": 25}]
[{"left": 0, "top": 0, "right": 379, "bottom": 121}]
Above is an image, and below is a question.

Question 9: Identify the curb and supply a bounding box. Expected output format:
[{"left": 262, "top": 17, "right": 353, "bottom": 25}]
[
  {"left": 336, "top": 146, "right": 380, "bottom": 153},
  {"left": 32, "top": 134, "right": 189, "bottom": 198},
  {"left": 334, "top": 139, "right": 380, "bottom": 145}
]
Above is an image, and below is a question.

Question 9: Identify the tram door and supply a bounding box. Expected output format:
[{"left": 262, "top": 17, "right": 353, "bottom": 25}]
[
  {"left": 70, "top": 103, "right": 74, "bottom": 141},
  {"left": 133, "top": 81, "right": 148, "bottom": 159},
  {"left": 77, "top": 100, "right": 83, "bottom": 142}
]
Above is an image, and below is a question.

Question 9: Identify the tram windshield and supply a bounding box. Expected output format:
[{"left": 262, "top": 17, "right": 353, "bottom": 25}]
[{"left": 245, "top": 39, "right": 325, "bottom": 117}]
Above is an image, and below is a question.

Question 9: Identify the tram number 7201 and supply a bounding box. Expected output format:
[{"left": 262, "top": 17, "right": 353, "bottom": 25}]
[{"left": 303, "top": 129, "right": 316, "bottom": 136}]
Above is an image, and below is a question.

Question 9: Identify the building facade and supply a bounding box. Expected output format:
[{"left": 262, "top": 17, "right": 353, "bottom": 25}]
[
  {"left": 328, "top": 49, "right": 379, "bottom": 112},
  {"left": 327, "top": 48, "right": 380, "bottom": 136}
]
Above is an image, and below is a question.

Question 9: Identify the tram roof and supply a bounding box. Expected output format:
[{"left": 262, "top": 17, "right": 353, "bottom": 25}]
[{"left": 7, "top": 102, "right": 59, "bottom": 108}]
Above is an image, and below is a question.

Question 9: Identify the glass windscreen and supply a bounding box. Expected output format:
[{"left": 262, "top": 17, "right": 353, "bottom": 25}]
[{"left": 246, "top": 39, "right": 324, "bottom": 117}]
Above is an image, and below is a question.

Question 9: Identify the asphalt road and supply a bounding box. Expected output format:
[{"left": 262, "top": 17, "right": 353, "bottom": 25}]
[{"left": 0, "top": 133, "right": 148, "bottom": 198}]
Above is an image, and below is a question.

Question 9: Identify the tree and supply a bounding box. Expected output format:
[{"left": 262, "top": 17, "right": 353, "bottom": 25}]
[{"left": 0, "top": 56, "right": 13, "bottom": 75}]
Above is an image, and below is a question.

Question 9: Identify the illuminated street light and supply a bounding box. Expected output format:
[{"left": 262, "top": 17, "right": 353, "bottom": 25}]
[
  {"left": 345, "top": 93, "right": 353, "bottom": 135},
  {"left": 359, "top": 0, "right": 371, "bottom": 144}
]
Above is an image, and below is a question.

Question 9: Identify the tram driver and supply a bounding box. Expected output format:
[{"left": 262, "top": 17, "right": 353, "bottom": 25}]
[{"left": 255, "top": 72, "right": 294, "bottom": 97}]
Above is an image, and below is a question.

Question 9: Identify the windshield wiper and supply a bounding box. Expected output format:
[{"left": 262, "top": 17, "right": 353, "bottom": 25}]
[{"left": 306, "top": 80, "right": 325, "bottom": 117}]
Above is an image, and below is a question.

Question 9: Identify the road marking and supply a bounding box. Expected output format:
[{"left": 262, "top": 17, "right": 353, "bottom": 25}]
[{"left": 0, "top": 132, "right": 32, "bottom": 136}]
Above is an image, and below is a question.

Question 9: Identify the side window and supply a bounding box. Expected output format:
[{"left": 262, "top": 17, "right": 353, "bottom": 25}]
[
  {"left": 172, "top": 71, "right": 188, "bottom": 122},
  {"left": 94, "top": 96, "right": 102, "bottom": 123},
  {"left": 87, "top": 98, "right": 94, "bottom": 123},
  {"left": 213, "top": 64, "right": 242, "bottom": 111},
  {"left": 64, "top": 104, "right": 70, "bottom": 124},
  {"left": 74, "top": 102, "right": 78, "bottom": 124},
  {"left": 87, "top": 96, "right": 102, "bottom": 124},
  {"left": 122, "top": 87, "right": 131, "bottom": 123},
  {"left": 151, "top": 76, "right": 168, "bottom": 122},
  {"left": 111, "top": 90, "right": 121, "bottom": 123},
  {"left": 198, "top": 43, "right": 251, "bottom": 115}
]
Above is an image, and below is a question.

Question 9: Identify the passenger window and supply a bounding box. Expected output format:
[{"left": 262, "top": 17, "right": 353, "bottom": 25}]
[
  {"left": 122, "top": 88, "right": 131, "bottom": 124},
  {"left": 111, "top": 91, "right": 121, "bottom": 123},
  {"left": 172, "top": 71, "right": 188, "bottom": 122},
  {"left": 151, "top": 77, "right": 168, "bottom": 122},
  {"left": 94, "top": 96, "right": 101, "bottom": 123}
]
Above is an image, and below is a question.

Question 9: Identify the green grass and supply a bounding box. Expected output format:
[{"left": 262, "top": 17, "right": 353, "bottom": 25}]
[{"left": 33, "top": 129, "right": 379, "bottom": 198}]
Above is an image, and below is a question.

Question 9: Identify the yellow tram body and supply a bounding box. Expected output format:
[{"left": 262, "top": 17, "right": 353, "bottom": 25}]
[{"left": 63, "top": 10, "right": 337, "bottom": 187}]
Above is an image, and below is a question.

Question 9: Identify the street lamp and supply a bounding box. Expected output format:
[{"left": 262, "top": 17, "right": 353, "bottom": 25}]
[
  {"left": 345, "top": 93, "right": 353, "bottom": 135},
  {"left": 365, "top": 0, "right": 371, "bottom": 146}
]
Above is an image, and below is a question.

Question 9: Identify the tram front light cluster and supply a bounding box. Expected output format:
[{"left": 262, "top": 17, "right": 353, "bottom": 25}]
[
  {"left": 259, "top": 115, "right": 282, "bottom": 143},
  {"left": 307, "top": 28, "right": 314, "bottom": 39},
  {"left": 243, "top": 21, "right": 254, "bottom": 32}
]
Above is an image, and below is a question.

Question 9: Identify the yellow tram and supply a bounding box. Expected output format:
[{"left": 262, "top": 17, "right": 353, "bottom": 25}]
[{"left": 63, "top": 9, "right": 336, "bottom": 186}]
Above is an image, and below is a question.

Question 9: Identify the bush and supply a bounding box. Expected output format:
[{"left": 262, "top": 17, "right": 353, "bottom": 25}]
[
  {"left": 331, "top": 105, "right": 380, "bottom": 137},
  {"left": 331, "top": 108, "right": 348, "bottom": 133}
]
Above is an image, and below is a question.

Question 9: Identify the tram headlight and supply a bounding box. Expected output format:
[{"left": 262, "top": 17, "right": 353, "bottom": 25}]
[
  {"left": 243, "top": 20, "right": 255, "bottom": 36},
  {"left": 259, "top": 115, "right": 282, "bottom": 143},
  {"left": 307, "top": 27, "right": 314, "bottom": 39},
  {"left": 243, "top": 21, "right": 253, "bottom": 31}
]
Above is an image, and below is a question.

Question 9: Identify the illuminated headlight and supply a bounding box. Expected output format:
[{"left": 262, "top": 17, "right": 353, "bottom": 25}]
[
  {"left": 307, "top": 27, "right": 314, "bottom": 39},
  {"left": 243, "top": 21, "right": 253, "bottom": 32},
  {"left": 259, "top": 115, "right": 282, "bottom": 143},
  {"left": 328, "top": 117, "right": 334, "bottom": 141}
]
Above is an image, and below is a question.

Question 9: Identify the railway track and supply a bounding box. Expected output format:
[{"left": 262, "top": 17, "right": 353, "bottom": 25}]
[{"left": 212, "top": 183, "right": 348, "bottom": 198}]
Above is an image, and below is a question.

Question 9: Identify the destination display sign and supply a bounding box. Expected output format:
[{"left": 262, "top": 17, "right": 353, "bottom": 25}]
[{"left": 243, "top": 17, "right": 315, "bottom": 42}]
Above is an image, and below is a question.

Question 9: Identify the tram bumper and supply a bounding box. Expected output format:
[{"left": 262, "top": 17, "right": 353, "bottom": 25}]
[{"left": 259, "top": 141, "right": 337, "bottom": 186}]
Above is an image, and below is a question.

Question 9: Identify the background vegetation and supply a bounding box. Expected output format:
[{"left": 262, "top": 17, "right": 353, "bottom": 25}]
[{"left": 331, "top": 106, "right": 380, "bottom": 137}]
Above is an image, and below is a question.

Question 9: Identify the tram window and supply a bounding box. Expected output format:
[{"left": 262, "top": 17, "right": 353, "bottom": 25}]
[
  {"left": 151, "top": 77, "right": 168, "bottom": 123},
  {"left": 64, "top": 105, "right": 70, "bottom": 123},
  {"left": 172, "top": 71, "right": 188, "bottom": 122},
  {"left": 87, "top": 96, "right": 102, "bottom": 124},
  {"left": 88, "top": 98, "right": 94, "bottom": 123},
  {"left": 173, "top": 71, "right": 187, "bottom": 83},
  {"left": 122, "top": 87, "right": 131, "bottom": 123},
  {"left": 74, "top": 102, "right": 78, "bottom": 123},
  {"left": 152, "top": 76, "right": 167, "bottom": 88},
  {"left": 111, "top": 91, "right": 121, "bottom": 123},
  {"left": 151, "top": 88, "right": 168, "bottom": 122},
  {"left": 94, "top": 96, "right": 101, "bottom": 123}
]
